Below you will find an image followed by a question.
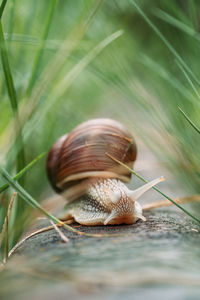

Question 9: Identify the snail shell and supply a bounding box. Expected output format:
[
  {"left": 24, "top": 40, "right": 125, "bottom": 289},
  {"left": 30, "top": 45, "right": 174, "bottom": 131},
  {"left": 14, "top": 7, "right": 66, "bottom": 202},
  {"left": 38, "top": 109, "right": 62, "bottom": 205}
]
[
  {"left": 47, "top": 118, "right": 137, "bottom": 193},
  {"left": 47, "top": 118, "right": 164, "bottom": 225}
]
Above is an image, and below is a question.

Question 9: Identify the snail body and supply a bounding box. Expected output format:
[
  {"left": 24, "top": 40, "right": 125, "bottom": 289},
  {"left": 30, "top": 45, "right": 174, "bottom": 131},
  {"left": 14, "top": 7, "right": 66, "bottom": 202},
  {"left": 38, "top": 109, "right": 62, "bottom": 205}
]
[{"left": 47, "top": 119, "right": 164, "bottom": 225}]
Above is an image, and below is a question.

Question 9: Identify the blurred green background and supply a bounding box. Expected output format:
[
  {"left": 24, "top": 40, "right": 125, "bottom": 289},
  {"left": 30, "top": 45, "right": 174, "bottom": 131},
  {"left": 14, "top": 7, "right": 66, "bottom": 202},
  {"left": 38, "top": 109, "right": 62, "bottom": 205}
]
[{"left": 0, "top": 0, "right": 200, "bottom": 255}]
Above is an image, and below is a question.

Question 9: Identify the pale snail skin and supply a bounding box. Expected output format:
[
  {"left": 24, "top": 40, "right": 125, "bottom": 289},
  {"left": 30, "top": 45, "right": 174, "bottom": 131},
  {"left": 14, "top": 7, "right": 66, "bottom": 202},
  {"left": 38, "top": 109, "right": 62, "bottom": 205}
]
[
  {"left": 47, "top": 118, "right": 165, "bottom": 226},
  {"left": 60, "top": 177, "right": 165, "bottom": 225}
]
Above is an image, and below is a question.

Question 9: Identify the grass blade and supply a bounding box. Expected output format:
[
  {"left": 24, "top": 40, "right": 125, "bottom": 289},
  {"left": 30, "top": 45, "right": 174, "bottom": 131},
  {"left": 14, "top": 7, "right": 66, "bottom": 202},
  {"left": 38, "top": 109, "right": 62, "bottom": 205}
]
[
  {"left": 7, "top": 0, "right": 17, "bottom": 40},
  {"left": 8, "top": 221, "right": 71, "bottom": 257},
  {"left": 23, "top": 0, "right": 104, "bottom": 118},
  {"left": 106, "top": 153, "right": 200, "bottom": 224},
  {"left": 178, "top": 107, "right": 200, "bottom": 135},
  {"left": 175, "top": 60, "right": 200, "bottom": 100},
  {"left": 0, "top": 19, "right": 26, "bottom": 225},
  {"left": 0, "top": 21, "right": 19, "bottom": 113},
  {"left": 140, "top": 54, "right": 200, "bottom": 108},
  {"left": 0, "top": 168, "right": 113, "bottom": 238},
  {"left": 0, "top": 168, "right": 63, "bottom": 224},
  {"left": 0, "top": 0, "right": 7, "bottom": 18},
  {"left": 0, "top": 152, "right": 46, "bottom": 194},
  {"left": 52, "top": 30, "right": 123, "bottom": 100},
  {"left": 0, "top": 192, "right": 16, "bottom": 261},
  {"left": 153, "top": 8, "right": 200, "bottom": 42},
  {"left": 143, "top": 194, "right": 200, "bottom": 211},
  {"left": 26, "top": 0, "right": 58, "bottom": 96},
  {"left": 50, "top": 220, "right": 69, "bottom": 243},
  {"left": 0, "top": 1, "right": 105, "bottom": 169},
  {"left": 19, "top": 30, "right": 123, "bottom": 137},
  {"left": 130, "top": 0, "right": 200, "bottom": 85}
]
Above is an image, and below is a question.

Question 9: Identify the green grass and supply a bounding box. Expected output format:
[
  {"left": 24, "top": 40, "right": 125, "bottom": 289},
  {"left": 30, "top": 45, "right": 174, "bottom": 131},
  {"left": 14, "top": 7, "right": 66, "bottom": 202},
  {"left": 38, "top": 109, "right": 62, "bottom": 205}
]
[
  {"left": 130, "top": 0, "right": 200, "bottom": 85},
  {"left": 0, "top": 0, "right": 200, "bottom": 262},
  {"left": 179, "top": 107, "right": 200, "bottom": 135},
  {"left": 26, "top": 0, "right": 58, "bottom": 96},
  {"left": 153, "top": 8, "right": 200, "bottom": 42},
  {"left": 0, "top": 0, "right": 26, "bottom": 244},
  {"left": 0, "top": 21, "right": 25, "bottom": 173},
  {"left": 128, "top": 1, "right": 200, "bottom": 197},
  {"left": 0, "top": 152, "right": 46, "bottom": 194},
  {"left": 0, "top": 0, "right": 7, "bottom": 18}
]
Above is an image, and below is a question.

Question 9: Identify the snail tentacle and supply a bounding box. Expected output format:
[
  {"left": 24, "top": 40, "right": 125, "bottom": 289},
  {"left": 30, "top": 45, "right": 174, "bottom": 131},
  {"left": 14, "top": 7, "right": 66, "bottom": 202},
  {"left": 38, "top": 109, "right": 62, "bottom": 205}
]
[{"left": 129, "top": 176, "right": 165, "bottom": 202}]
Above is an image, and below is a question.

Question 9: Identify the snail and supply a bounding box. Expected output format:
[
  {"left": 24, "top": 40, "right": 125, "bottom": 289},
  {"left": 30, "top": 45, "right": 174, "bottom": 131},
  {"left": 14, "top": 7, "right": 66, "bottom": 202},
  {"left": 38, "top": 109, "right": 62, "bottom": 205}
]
[{"left": 46, "top": 118, "right": 164, "bottom": 225}]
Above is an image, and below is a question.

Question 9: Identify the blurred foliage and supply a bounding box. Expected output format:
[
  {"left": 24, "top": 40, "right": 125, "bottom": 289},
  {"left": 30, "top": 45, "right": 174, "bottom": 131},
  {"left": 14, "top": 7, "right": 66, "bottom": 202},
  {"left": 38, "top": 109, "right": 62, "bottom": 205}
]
[{"left": 0, "top": 0, "right": 200, "bottom": 256}]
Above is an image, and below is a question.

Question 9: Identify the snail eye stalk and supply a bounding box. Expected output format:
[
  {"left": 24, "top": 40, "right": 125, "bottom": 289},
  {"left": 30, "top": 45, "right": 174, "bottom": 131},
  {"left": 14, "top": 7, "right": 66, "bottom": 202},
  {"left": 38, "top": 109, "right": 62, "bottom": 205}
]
[{"left": 129, "top": 177, "right": 165, "bottom": 202}]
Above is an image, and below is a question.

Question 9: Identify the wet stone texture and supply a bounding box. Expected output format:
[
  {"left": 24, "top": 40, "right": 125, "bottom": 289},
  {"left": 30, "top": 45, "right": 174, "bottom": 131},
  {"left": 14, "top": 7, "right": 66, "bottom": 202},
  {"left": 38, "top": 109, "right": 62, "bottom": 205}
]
[
  {"left": 1, "top": 209, "right": 200, "bottom": 300},
  {"left": 1, "top": 147, "right": 200, "bottom": 300}
]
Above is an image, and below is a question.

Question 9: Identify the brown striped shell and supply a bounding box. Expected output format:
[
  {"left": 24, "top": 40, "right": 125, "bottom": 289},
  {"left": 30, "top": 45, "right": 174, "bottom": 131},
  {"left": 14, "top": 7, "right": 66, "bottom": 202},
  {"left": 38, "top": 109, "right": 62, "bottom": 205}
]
[{"left": 46, "top": 118, "right": 137, "bottom": 194}]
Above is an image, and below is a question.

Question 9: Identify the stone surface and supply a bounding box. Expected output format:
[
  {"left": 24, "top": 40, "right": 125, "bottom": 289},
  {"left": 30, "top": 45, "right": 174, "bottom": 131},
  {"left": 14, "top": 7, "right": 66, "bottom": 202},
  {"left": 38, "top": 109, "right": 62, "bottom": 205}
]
[
  {"left": 0, "top": 145, "right": 200, "bottom": 300},
  {"left": 0, "top": 209, "right": 199, "bottom": 300}
]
